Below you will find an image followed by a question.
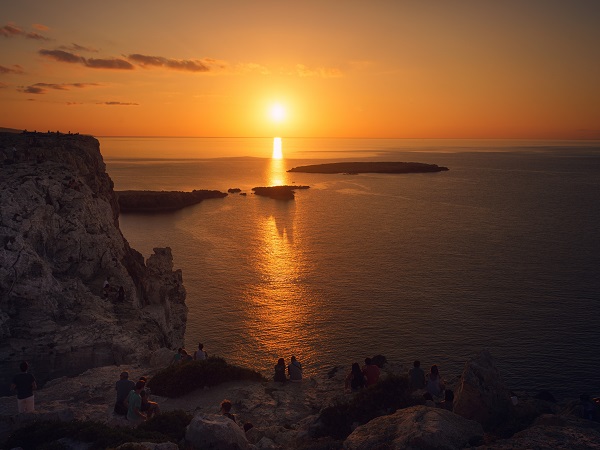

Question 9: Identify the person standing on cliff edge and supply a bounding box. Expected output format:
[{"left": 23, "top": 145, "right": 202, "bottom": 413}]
[{"left": 11, "top": 361, "right": 37, "bottom": 413}]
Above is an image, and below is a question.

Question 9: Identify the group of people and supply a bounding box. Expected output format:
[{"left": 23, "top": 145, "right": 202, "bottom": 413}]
[
  {"left": 273, "top": 356, "right": 303, "bottom": 383},
  {"left": 114, "top": 371, "right": 160, "bottom": 424},
  {"left": 172, "top": 343, "right": 208, "bottom": 365},
  {"left": 345, "top": 358, "right": 381, "bottom": 391}
]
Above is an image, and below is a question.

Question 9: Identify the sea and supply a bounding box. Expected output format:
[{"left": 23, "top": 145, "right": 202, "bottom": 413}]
[{"left": 101, "top": 137, "right": 600, "bottom": 400}]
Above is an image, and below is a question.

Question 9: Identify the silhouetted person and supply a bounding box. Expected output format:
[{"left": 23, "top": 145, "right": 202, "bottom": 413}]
[
  {"left": 194, "top": 343, "right": 207, "bottom": 360},
  {"left": 114, "top": 371, "right": 135, "bottom": 415},
  {"left": 288, "top": 355, "right": 303, "bottom": 382},
  {"left": 220, "top": 399, "right": 236, "bottom": 422},
  {"left": 11, "top": 361, "right": 37, "bottom": 413},
  {"left": 438, "top": 389, "right": 454, "bottom": 411},
  {"left": 345, "top": 362, "right": 367, "bottom": 392},
  {"left": 362, "top": 357, "right": 380, "bottom": 387},
  {"left": 409, "top": 360, "right": 426, "bottom": 390},
  {"left": 274, "top": 358, "right": 286, "bottom": 383},
  {"left": 426, "top": 364, "right": 444, "bottom": 399}
]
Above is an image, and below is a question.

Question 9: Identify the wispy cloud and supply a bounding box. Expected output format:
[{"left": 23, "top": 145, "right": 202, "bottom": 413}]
[
  {"left": 0, "top": 64, "right": 25, "bottom": 75},
  {"left": 0, "top": 23, "right": 51, "bottom": 41},
  {"left": 98, "top": 101, "right": 139, "bottom": 106},
  {"left": 32, "top": 24, "right": 49, "bottom": 31},
  {"left": 294, "top": 64, "right": 343, "bottom": 78},
  {"left": 59, "top": 43, "right": 99, "bottom": 53},
  {"left": 0, "top": 82, "right": 8, "bottom": 89},
  {"left": 128, "top": 54, "right": 210, "bottom": 72},
  {"left": 18, "top": 82, "right": 101, "bottom": 94},
  {"left": 39, "top": 49, "right": 134, "bottom": 70}
]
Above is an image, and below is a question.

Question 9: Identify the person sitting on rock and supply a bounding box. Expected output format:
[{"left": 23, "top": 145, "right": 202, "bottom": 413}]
[
  {"left": 139, "top": 376, "right": 160, "bottom": 419},
  {"left": 345, "top": 362, "right": 367, "bottom": 392},
  {"left": 362, "top": 357, "right": 380, "bottom": 387},
  {"left": 409, "top": 360, "right": 426, "bottom": 390},
  {"left": 220, "top": 399, "right": 236, "bottom": 422},
  {"left": 171, "top": 347, "right": 183, "bottom": 365},
  {"left": 114, "top": 371, "right": 135, "bottom": 416},
  {"left": 288, "top": 356, "right": 303, "bottom": 382},
  {"left": 580, "top": 394, "right": 598, "bottom": 421},
  {"left": 274, "top": 358, "right": 287, "bottom": 383},
  {"left": 194, "top": 343, "right": 208, "bottom": 360},
  {"left": 180, "top": 348, "right": 193, "bottom": 362},
  {"left": 426, "top": 364, "right": 445, "bottom": 400},
  {"left": 126, "top": 380, "right": 147, "bottom": 425}
]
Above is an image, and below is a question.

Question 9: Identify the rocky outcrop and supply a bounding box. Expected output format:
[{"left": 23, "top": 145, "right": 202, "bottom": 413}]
[
  {"left": 251, "top": 185, "right": 310, "bottom": 200},
  {"left": 343, "top": 405, "right": 484, "bottom": 450},
  {"left": 0, "top": 132, "right": 187, "bottom": 394},
  {"left": 287, "top": 161, "right": 449, "bottom": 174},
  {"left": 117, "top": 189, "right": 227, "bottom": 213},
  {"left": 453, "top": 349, "right": 513, "bottom": 429},
  {"left": 185, "top": 414, "right": 250, "bottom": 450}
]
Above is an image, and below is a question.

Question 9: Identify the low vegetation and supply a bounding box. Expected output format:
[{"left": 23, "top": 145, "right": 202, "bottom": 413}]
[
  {"left": 148, "top": 356, "right": 266, "bottom": 398},
  {"left": 3, "top": 410, "right": 192, "bottom": 450},
  {"left": 318, "top": 374, "right": 421, "bottom": 440}
]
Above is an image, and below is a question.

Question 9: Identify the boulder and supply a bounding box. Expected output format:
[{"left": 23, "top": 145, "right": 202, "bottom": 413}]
[
  {"left": 115, "top": 443, "right": 179, "bottom": 450},
  {"left": 453, "top": 349, "right": 512, "bottom": 428},
  {"left": 343, "top": 405, "right": 483, "bottom": 450},
  {"left": 149, "top": 347, "right": 176, "bottom": 368},
  {"left": 185, "top": 413, "right": 250, "bottom": 450}
]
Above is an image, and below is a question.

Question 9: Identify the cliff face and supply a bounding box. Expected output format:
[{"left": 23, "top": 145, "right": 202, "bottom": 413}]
[{"left": 0, "top": 132, "right": 187, "bottom": 394}]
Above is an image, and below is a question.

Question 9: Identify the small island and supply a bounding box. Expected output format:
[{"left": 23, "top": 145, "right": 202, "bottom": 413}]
[
  {"left": 252, "top": 185, "right": 310, "bottom": 200},
  {"left": 287, "top": 161, "right": 449, "bottom": 174},
  {"left": 117, "top": 189, "right": 227, "bottom": 213}
]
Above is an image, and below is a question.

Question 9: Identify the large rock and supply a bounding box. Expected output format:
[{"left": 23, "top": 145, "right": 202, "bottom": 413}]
[
  {"left": 0, "top": 132, "right": 187, "bottom": 394},
  {"left": 185, "top": 413, "right": 250, "bottom": 450},
  {"left": 453, "top": 349, "right": 513, "bottom": 428},
  {"left": 343, "top": 405, "right": 484, "bottom": 450}
]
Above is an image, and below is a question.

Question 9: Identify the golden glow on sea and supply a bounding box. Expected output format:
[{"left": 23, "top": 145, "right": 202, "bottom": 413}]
[
  {"left": 272, "top": 137, "right": 283, "bottom": 160},
  {"left": 267, "top": 153, "right": 288, "bottom": 187}
]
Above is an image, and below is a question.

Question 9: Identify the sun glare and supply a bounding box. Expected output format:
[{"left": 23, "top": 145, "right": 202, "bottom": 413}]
[
  {"left": 272, "top": 137, "right": 283, "bottom": 159},
  {"left": 269, "top": 104, "right": 286, "bottom": 123}
]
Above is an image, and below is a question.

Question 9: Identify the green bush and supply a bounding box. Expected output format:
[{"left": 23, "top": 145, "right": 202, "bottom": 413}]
[
  {"left": 319, "top": 374, "right": 419, "bottom": 440},
  {"left": 3, "top": 411, "right": 192, "bottom": 450},
  {"left": 148, "top": 356, "right": 265, "bottom": 398}
]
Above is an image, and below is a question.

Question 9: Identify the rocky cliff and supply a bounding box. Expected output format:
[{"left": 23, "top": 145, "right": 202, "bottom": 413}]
[{"left": 0, "top": 132, "right": 187, "bottom": 394}]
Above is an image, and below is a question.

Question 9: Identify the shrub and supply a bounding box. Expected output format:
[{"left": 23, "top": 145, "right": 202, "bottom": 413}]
[
  {"left": 319, "top": 374, "right": 419, "bottom": 440},
  {"left": 147, "top": 356, "right": 265, "bottom": 398}
]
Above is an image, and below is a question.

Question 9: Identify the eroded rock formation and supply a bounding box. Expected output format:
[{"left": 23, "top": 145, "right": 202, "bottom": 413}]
[{"left": 0, "top": 132, "right": 187, "bottom": 394}]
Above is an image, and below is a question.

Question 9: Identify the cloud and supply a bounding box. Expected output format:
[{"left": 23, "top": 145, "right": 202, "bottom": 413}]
[
  {"left": 128, "top": 54, "right": 210, "bottom": 72},
  {"left": 39, "top": 49, "right": 134, "bottom": 69},
  {"left": 33, "top": 24, "right": 49, "bottom": 31},
  {"left": 66, "top": 101, "right": 83, "bottom": 105},
  {"left": 18, "top": 82, "right": 101, "bottom": 94},
  {"left": 295, "top": 64, "right": 343, "bottom": 78},
  {"left": 39, "top": 49, "right": 84, "bottom": 64},
  {"left": 0, "top": 64, "right": 25, "bottom": 75},
  {"left": 98, "top": 101, "right": 139, "bottom": 106},
  {"left": 0, "top": 82, "right": 8, "bottom": 89},
  {"left": 236, "top": 63, "right": 270, "bottom": 75},
  {"left": 59, "top": 43, "right": 99, "bottom": 53},
  {"left": 0, "top": 23, "right": 51, "bottom": 40}
]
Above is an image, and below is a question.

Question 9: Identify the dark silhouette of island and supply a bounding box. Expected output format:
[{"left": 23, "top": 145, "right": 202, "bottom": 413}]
[
  {"left": 117, "top": 190, "right": 227, "bottom": 213},
  {"left": 287, "top": 161, "right": 449, "bottom": 174},
  {"left": 252, "top": 185, "right": 310, "bottom": 200}
]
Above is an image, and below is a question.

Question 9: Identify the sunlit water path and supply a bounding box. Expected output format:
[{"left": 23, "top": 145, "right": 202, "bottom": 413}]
[{"left": 103, "top": 138, "right": 600, "bottom": 399}]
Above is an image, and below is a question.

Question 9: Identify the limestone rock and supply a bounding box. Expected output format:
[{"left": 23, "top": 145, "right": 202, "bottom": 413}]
[
  {"left": 343, "top": 405, "right": 484, "bottom": 450},
  {"left": 453, "top": 349, "right": 512, "bottom": 428},
  {"left": 185, "top": 413, "right": 250, "bottom": 450},
  {"left": 116, "top": 443, "right": 179, "bottom": 450},
  {"left": 0, "top": 132, "right": 187, "bottom": 394}
]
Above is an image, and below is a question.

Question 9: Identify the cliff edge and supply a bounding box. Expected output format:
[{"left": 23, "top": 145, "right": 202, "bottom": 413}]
[{"left": 0, "top": 132, "right": 187, "bottom": 394}]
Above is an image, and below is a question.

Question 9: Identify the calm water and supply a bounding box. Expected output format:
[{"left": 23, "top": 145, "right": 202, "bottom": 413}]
[{"left": 102, "top": 138, "right": 600, "bottom": 399}]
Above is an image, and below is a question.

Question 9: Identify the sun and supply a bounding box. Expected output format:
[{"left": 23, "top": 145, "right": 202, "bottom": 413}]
[{"left": 269, "top": 103, "right": 286, "bottom": 123}]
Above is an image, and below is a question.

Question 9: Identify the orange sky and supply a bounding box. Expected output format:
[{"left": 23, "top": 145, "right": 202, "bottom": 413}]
[{"left": 1, "top": 1, "right": 599, "bottom": 139}]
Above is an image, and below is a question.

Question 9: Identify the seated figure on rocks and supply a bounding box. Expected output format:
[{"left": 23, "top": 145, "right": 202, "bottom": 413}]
[
  {"left": 139, "top": 376, "right": 160, "bottom": 419},
  {"left": 409, "top": 360, "right": 426, "bottom": 390},
  {"left": 288, "top": 355, "right": 303, "bottom": 382},
  {"left": 194, "top": 343, "right": 208, "bottom": 360},
  {"left": 220, "top": 399, "right": 236, "bottom": 422},
  {"left": 345, "top": 362, "right": 367, "bottom": 392},
  {"left": 126, "top": 380, "right": 147, "bottom": 425},
  {"left": 438, "top": 389, "right": 454, "bottom": 411},
  {"left": 362, "top": 357, "right": 380, "bottom": 387},
  {"left": 426, "top": 364, "right": 445, "bottom": 400},
  {"left": 114, "top": 371, "right": 135, "bottom": 416},
  {"left": 274, "top": 358, "right": 287, "bottom": 383},
  {"left": 580, "top": 394, "right": 598, "bottom": 421}
]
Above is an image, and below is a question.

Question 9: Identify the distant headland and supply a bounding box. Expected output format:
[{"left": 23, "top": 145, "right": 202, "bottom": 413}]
[
  {"left": 116, "top": 190, "right": 227, "bottom": 213},
  {"left": 287, "top": 161, "right": 449, "bottom": 174}
]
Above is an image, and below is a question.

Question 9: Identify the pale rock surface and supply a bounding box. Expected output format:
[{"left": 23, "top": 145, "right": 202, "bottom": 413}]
[
  {"left": 453, "top": 349, "right": 513, "bottom": 428},
  {"left": 343, "top": 405, "right": 484, "bottom": 450},
  {"left": 0, "top": 132, "right": 187, "bottom": 394},
  {"left": 185, "top": 413, "right": 250, "bottom": 450}
]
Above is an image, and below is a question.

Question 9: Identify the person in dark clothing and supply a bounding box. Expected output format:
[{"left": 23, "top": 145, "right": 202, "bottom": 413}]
[
  {"left": 114, "top": 371, "right": 135, "bottom": 415},
  {"left": 345, "top": 362, "right": 367, "bottom": 392},
  {"left": 11, "top": 361, "right": 37, "bottom": 413},
  {"left": 274, "top": 358, "right": 287, "bottom": 383}
]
